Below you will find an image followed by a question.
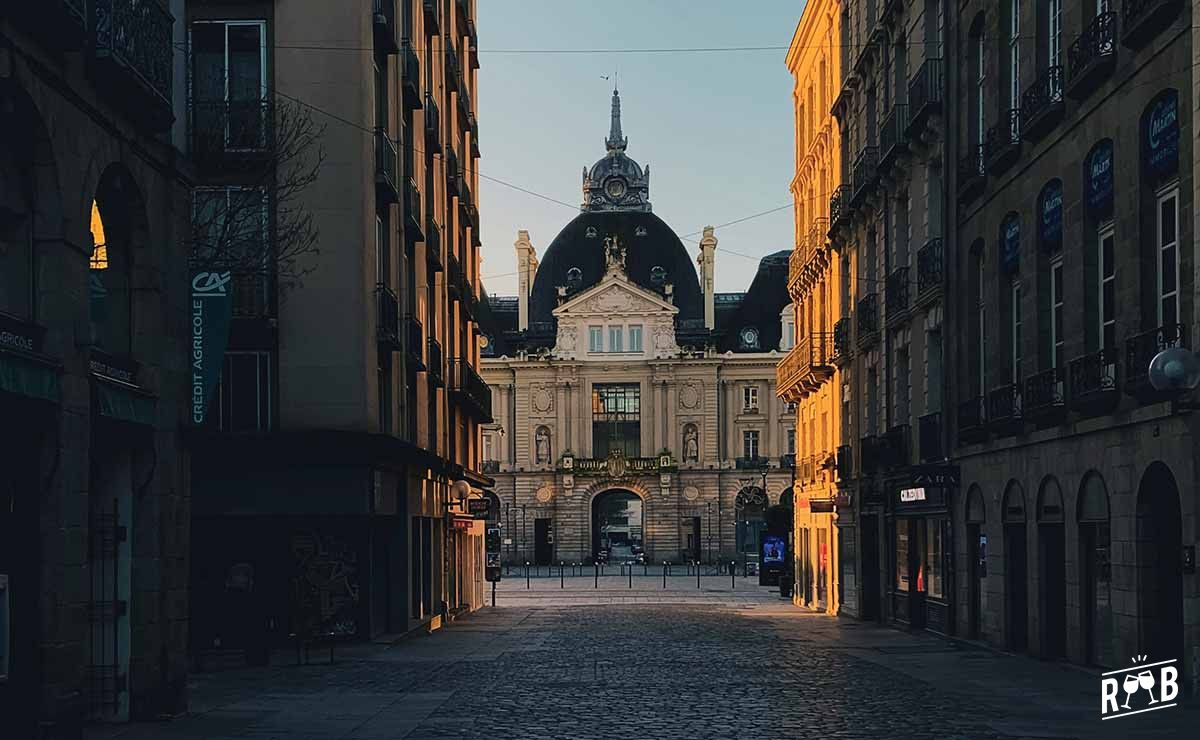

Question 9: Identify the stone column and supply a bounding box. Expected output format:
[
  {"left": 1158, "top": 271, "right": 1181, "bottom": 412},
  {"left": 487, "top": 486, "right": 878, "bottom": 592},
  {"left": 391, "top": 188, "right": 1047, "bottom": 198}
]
[
  {"left": 767, "top": 380, "right": 779, "bottom": 459},
  {"left": 555, "top": 382, "right": 567, "bottom": 460},
  {"left": 725, "top": 381, "right": 738, "bottom": 460},
  {"left": 651, "top": 379, "right": 663, "bottom": 453},
  {"left": 666, "top": 380, "right": 678, "bottom": 457}
]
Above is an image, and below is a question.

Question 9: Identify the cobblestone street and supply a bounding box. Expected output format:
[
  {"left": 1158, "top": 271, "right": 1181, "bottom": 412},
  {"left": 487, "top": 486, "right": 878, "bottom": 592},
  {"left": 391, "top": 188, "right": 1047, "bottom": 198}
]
[{"left": 87, "top": 576, "right": 1192, "bottom": 740}]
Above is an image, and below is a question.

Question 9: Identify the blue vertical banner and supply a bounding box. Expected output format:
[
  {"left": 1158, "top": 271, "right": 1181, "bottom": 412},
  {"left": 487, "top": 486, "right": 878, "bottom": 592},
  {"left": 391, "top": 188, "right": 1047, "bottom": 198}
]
[
  {"left": 1002, "top": 215, "right": 1020, "bottom": 274},
  {"left": 189, "top": 270, "right": 233, "bottom": 425},
  {"left": 1144, "top": 89, "right": 1179, "bottom": 178},
  {"left": 1087, "top": 140, "right": 1114, "bottom": 218},
  {"left": 1039, "top": 179, "right": 1063, "bottom": 252}
]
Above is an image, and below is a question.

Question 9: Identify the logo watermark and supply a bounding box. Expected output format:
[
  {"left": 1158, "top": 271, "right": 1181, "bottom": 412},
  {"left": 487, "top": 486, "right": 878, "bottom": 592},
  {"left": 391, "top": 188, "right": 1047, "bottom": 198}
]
[{"left": 1101, "top": 655, "right": 1179, "bottom": 720}]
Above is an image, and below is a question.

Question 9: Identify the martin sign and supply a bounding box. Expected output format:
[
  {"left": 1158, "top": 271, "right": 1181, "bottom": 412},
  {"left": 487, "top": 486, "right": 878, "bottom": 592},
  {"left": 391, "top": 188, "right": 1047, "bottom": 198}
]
[{"left": 189, "top": 271, "right": 234, "bottom": 425}]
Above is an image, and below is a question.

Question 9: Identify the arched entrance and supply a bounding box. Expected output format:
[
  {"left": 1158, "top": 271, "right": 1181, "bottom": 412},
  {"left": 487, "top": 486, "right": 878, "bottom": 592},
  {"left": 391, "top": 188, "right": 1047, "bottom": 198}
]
[
  {"left": 592, "top": 490, "right": 644, "bottom": 564},
  {"left": 1077, "top": 471, "right": 1112, "bottom": 667},
  {"left": 735, "top": 486, "right": 767, "bottom": 572},
  {"left": 965, "top": 485, "right": 986, "bottom": 639},
  {"left": 1136, "top": 462, "right": 1183, "bottom": 661},
  {"left": 1002, "top": 481, "right": 1028, "bottom": 652},
  {"left": 1036, "top": 476, "right": 1066, "bottom": 659}
]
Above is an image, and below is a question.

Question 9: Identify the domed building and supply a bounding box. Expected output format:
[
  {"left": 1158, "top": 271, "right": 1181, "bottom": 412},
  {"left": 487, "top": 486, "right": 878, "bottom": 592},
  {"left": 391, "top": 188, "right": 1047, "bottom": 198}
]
[{"left": 480, "top": 91, "right": 797, "bottom": 567}]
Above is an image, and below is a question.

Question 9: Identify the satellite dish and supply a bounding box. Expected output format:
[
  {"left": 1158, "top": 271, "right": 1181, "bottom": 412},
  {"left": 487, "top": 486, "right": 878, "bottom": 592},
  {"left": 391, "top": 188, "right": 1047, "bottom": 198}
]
[{"left": 1148, "top": 347, "right": 1200, "bottom": 393}]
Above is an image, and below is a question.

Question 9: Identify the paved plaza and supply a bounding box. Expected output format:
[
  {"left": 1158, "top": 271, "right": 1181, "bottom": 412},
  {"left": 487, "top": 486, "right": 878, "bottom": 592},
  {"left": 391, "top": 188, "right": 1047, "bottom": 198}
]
[{"left": 86, "top": 575, "right": 1193, "bottom": 739}]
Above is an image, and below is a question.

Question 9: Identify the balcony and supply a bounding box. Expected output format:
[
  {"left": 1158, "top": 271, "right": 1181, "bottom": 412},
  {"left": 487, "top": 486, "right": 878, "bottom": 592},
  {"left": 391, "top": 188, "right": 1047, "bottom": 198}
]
[
  {"left": 957, "top": 396, "right": 987, "bottom": 445},
  {"left": 879, "top": 104, "right": 909, "bottom": 173},
  {"left": 918, "top": 412, "right": 943, "bottom": 462},
  {"left": 915, "top": 239, "right": 943, "bottom": 303},
  {"left": 836, "top": 445, "right": 853, "bottom": 480},
  {"left": 860, "top": 435, "right": 884, "bottom": 475},
  {"left": 988, "top": 383, "right": 1023, "bottom": 436},
  {"left": 856, "top": 293, "right": 879, "bottom": 347},
  {"left": 798, "top": 456, "right": 815, "bottom": 483},
  {"left": 401, "top": 43, "right": 422, "bottom": 109},
  {"left": 423, "top": 0, "right": 441, "bottom": 32},
  {"left": 451, "top": 359, "right": 492, "bottom": 422},
  {"left": 1125, "top": 323, "right": 1188, "bottom": 399},
  {"left": 91, "top": 0, "right": 174, "bottom": 131},
  {"left": 1021, "top": 66, "right": 1065, "bottom": 142},
  {"left": 1024, "top": 367, "right": 1066, "bottom": 424},
  {"left": 906, "top": 58, "right": 944, "bottom": 141},
  {"left": 885, "top": 267, "right": 909, "bottom": 325},
  {"left": 1121, "top": 0, "right": 1182, "bottom": 48},
  {"left": 403, "top": 177, "right": 424, "bottom": 242},
  {"left": 9, "top": 0, "right": 89, "bottom": 49},
  {"left": 984, "top": 109, "right": 1022, "bottom": 174},
  {"left": 447, "top": 251, "right": 464, "bottom": 300},
  {"left": 883, "top": 424, "right": 911, "bottom": 469},
  {"left": 735, "top": 456, "right": 769, "bottom": 471},
  {"left": 375, "top": 284, "right": 400, "bottom": 350},
  {"left": 832, "top": 318, "right": 852, "bottom": 364},
  {"left": 446, "top": 149, "right": 462, "bottom": 196},
  {"left": 230, "top": 273, "right": 272, "bottom": 319},
  {"left": 1067, "top": 12, "right": 1118, "bottom": 99},
  {"left": 1069, "top": 347, "right": 1119, "bottom": 415},
  {"left": 780, "top": 453, "right": 796, "bottom": 470},
  {"left": 427, "top": 337, "right": 444, "bottom": 386},
  {"left": 445, "top": 43, "right": 462, "bottom": 92},
  {"left": 830, "top": 185, "right": 852, "bottom": 232},
  {"left": 375, "top": 129, "right": 399, "bottom": 204},
  {"left": 481, "top": 460, "right": 500, "bottom": 474},
  {"left": 372, "top": 0, "right": 398, "bottom": 54},
  {"left": 788, "top": 245, "right": 805, "bottom": 293},
  {"left": 850, "top": 147, "right": 880, "bottom": 208},
  {"left": 188, "top": 100, "right": 272, "bottom": 162},
  {"left": 425, "top": 222, "right": 443, "bottom": 272},
  {"left": 424, "top": 94, "right": 442, "bottom": 153},
  {"left": 776, "top": 332, "right": 834, "bottom": 400},
  {"left": 957, "top": 145, "right": 985, "bottom": 203},
  {"left": 404, "top": 315, "right": 425, "bottom": 370}
]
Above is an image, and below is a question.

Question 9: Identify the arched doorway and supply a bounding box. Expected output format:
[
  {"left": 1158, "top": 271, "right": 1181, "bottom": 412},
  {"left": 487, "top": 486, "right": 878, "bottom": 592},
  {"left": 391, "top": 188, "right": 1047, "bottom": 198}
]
[
  {"left": 592, "top": 490, "right": 643, "bottom": 564},
  {"left": 1077, "top": 471, "right": 1112, "bottom": 667},
  {"left": 735, "top": 486, "right": 768, "bottom": 573},
  {"left": 1002, "top": 481, "right": 1028, "bottom": 652},
  {"left": 1036, "top": 476, "right": 1066, "bottom": 659},
  {"left": 965, "top": 485, "right": 986, "bottom": 639},
  {"left": 1136, "top": 462, "right": 1183, "bottom": 661},
  {"left": 89, "top": 166, "right": 141, "bottom": 355}
]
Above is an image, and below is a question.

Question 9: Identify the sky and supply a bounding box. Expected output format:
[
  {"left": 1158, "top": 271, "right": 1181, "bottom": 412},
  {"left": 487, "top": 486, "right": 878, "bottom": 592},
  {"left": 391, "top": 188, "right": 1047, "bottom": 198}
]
[{"left": 475, "top": 1, "right": 802, "bottom": 297}]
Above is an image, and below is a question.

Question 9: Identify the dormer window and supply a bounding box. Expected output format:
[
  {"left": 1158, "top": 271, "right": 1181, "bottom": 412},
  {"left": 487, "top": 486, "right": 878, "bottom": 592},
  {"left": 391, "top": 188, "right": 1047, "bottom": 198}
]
[
  {"left": 649, "top": 265, "right": 667, "bottom": 285},
  {"left": 739, "top": 327, "right": 760, "bottom": 350},
  {"left": 566, "top": 267, "right": 583, "bottom": 288}
]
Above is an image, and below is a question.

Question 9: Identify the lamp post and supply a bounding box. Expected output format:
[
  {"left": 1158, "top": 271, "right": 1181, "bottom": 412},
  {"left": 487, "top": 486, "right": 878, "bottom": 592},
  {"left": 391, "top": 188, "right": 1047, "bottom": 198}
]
[
  {"left": 520, "top": 503, "right": 528, "bottom": 565},
  {"left": 705, "top": 501, "right": 712, "bottom": 566}
]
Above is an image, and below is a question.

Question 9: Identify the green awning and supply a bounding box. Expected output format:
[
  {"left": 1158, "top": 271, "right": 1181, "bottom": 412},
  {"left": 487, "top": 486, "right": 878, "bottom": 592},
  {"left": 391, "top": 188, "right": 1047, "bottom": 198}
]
[
  {"left": 0, "top": 351, "right": 61, "bottom": 404},
  {"left": 94, "top": 380, "right": 156, "bottom": 426}
]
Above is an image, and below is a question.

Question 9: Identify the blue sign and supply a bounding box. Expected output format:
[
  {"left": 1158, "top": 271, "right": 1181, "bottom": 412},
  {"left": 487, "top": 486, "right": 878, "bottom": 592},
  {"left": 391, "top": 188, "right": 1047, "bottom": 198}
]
[
  {"left": 1144, "top": 90, "right": 1179, "bottom": 178},
  {"left": 1002, "top": 216, "right": 1020, "bottom": 273},
  {"left": 189, "top": 270, "right": 234, "bottom": 425},
  {"left": 1088, "top": 141, "right": 1114, "bottom": 217},
  {"left": 762, "top": 535, "right": 786, "bottom": 566},
  {"left": 1040, "top": 180, "right": 1063, "bottom": 251}
]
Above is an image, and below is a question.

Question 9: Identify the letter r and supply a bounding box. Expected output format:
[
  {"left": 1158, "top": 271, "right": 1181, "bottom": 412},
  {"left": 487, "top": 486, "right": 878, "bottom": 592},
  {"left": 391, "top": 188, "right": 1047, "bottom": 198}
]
[{"left": 1101, "top": 678, "right": 1119, "bottom": 714}]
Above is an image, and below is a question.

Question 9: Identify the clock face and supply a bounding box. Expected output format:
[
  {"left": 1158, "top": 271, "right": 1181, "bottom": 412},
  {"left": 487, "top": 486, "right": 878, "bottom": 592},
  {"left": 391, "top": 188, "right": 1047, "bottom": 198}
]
[{"left": 604, "top": 177, "right": 628, "bottom": 200}]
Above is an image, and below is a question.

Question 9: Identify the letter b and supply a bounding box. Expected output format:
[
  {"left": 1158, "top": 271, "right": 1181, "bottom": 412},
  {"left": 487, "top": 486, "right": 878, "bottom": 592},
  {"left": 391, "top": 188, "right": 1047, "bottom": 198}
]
[{"left": 1160, "top": 666, "right": 1179, "bottom": 703}]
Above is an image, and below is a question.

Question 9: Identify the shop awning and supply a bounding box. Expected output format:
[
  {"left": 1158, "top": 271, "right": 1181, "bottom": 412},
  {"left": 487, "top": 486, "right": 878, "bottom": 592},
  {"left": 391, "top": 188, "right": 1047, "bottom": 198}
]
[
  {"left": 0, "top": 350, "right": 61, "bottom": 404},
  {"left": 94, "top": 379, "right": 156, "bottom": 426}
]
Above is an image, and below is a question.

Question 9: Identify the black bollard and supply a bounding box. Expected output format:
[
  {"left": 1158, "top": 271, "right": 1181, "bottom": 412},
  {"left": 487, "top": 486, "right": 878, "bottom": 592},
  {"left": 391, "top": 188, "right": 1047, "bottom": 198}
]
[
  {"left": 662, "top": 562, "right": 667, "bottom": 589},
  {"left": 525, "top": 561, "right": 530, "bottom": 589},
  {"left": 594, "top": 561, "right": 599, "bottom": 588},
  {"left": 730, "top": 561, "right": 736, "bottom": 590},
  {"left": 696, "top": 561, "right": 701, "bottom": 590},
  {"left": 560, "top": 561, "right": 564, "bottom": 589},
  {"left": 491, "top": 580, "right": 496, "bottom": 607},
  {"left": 643, "top": 562, "right": 648, "bottom": 576},
  {"left": 628, "top": 562, "right": 632, "bottom": 589}
]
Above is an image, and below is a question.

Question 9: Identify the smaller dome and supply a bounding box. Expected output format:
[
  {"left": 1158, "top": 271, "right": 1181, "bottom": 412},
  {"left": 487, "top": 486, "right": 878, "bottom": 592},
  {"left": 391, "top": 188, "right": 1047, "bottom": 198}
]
[{"left": 581, "top": 89, "right": 651, "bottom": 213}]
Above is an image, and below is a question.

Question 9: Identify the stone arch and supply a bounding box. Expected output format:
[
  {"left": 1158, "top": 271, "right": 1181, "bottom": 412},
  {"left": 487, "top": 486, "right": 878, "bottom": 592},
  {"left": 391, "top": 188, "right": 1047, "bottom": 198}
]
[
  {"left": 966, "top": 484, "right": 987, "bottom": 523},
  {"left": 1077, "top": 470, "right": 1109, "bottom": 522},
  {"left": 590, "top": 487, "right": 645, "bottom": 564},
  {"left": 1077, "top": 469, "right": 1113, "bottom": 666},
  {"left": 1135, "top": 461, "right": 1183, "bottom": 661},
  {"left": 1002, "top": 479, "right": 1026, "bottom": 523},
  {"left": 1036, "top": 475, "right": 1064, "bottom": 523},
  {"left": 89, "top": 164, "right": 149, "bottom": 356}
]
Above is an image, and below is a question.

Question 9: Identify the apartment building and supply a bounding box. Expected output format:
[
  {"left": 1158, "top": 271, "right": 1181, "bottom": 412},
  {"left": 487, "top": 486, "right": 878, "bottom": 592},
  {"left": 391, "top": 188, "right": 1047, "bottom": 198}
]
[
  {"left": 188, "top": 0, "right": 490, "bottom": 655},
  {"left": 1, "top": 1, "right": 192, "bottom": 734}
]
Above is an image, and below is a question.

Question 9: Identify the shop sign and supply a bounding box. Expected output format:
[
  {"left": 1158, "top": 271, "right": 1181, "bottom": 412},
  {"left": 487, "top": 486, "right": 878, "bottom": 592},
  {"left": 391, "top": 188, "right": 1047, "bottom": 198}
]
[
  {"left": 910, "top": 464, "right": 960, "bottom": 487},
  {"left": 900, "top": 487, "right": 927, "bottom": 503},
  {"left": 468, "top": 498, "right": 492, "bottom": 518},
  {"left": 486, "top": 526, "right": 502, "bottom": 582},
  {"left": 451, "top": 517, "right": 473, "bottom": 531},
  {"left": 0, "top": 313, "right": 43, "bottom": 354},
  {"left": 89, "top": 350, "right": 139, "bottom": 386},
  {"left": 1088, "top": 141, "right": 1114, "bottom": 217},
  {"left": 1001, "top": 216, "right": 1020, "bottom": 274},
  {"left": 1144, "top": 90, "right": 1179, "bottom": 178},
  {"left": 189, "top": 270, "right": 234, "bottom": 425},
  {"left": 1039, "top": 180, "right": 1063, "bottom": 251},
  {"left": 810, "top": 498, "right": 835, "bottom": 513}
]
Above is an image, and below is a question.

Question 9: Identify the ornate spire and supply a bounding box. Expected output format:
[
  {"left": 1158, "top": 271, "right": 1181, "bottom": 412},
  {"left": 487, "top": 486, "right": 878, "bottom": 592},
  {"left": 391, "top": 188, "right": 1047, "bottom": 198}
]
[{"left": 605, "top": 88, "right": 627, "bottom": 151}]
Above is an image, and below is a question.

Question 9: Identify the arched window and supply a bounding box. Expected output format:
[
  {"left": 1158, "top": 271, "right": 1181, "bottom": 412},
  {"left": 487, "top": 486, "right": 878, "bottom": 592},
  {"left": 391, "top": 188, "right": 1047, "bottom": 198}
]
[
  {"left": 1006, "top": 0, "right": 1021, "bottom": 111},
  {"left": 966, "top": 485, "right": 987, "bottom": 523},
  {"left": 1037, "top": 476, "right": 1064, "bottom": 522},
  {"left": 1002, "top": 480, "right": 1026, "bottom": 523},
  {"left": 969, "top": 15, "right": 987, "bottom": 149},
  {"left": 1038, "top": 179, "right": 1063, "bottom": 254},
  {"left": 1077, "top": 470, "right": 1112, "bottom": 666},
  {"left": 1083, "top": 141, "right": 1115, "bottom": 352},
  {"left": 89, "top": 194, "right": 132, "bottom": 354},
  {"left": 1141, "top": 91, "right": 1180, "bottom": 329}
]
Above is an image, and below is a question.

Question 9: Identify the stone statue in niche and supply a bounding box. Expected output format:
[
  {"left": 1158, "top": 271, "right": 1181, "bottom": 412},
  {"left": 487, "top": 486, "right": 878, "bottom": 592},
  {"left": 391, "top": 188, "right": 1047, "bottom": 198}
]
[
  {"left": 683, "top": 425, "right": 699, "bottom": 462},
  {"left": 535, "top": 426, "right": 551, "bottom": 464},
  {"left": 603, "top": 235, "right": 626, "bottom": 273}
]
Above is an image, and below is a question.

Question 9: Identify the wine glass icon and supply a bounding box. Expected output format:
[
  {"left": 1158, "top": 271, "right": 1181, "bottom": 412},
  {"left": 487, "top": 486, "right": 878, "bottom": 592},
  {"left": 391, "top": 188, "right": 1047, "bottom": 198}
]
[
  {"left": 1138, "top": 669, "right": 1158, "bottom": 704},
  {"left": 1121, "top": 673, "right": 1140, "bottom": 709}
]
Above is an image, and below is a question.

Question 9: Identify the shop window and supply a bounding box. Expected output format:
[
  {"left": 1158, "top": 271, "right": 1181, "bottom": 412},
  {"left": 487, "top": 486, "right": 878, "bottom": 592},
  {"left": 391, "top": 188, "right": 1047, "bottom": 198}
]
[
  {"left": 925, "top": 519, "right": 945, "bottom": 599},
  {"left": 895, "top": 525, "right": 910, "bottom": 591}
]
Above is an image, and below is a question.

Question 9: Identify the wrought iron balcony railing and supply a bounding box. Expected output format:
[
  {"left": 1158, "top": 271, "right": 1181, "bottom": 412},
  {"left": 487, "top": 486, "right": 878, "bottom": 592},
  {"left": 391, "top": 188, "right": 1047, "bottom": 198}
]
[
  {"left": 885, "top": 267, "right": 909, "bottom": 322},
  {"left": 830, "top": 185, "right": 853, "bottom": 230},
  {"left": 1069, "top": 347, "right": 1119, "bottom": 413},
  {"left": 860, "top": 434, "right": 884, "bottom": 475},
  {"left": 92, "top": 0, "right": 174, "bottom": 129},
  {"left": 404, "top": 314, "right": 425, "bottom": 369},
  {"left": 832, "top": 317, "right": 852, "bottom": 361},
  {"left": 426, "top": 221, "right": 443, "bottom": 270},
  {"left": 1024, "top": 367, "right": 1066, "bottom": 421},
  {"left": 916, "top": 238, "right": 943, "bottom": 298},
  {"left": 984, "top": 109, "right": 1022, "bottom": 173},
  {"left": 1020, "top": 66, "right": 1065, "bottom": 141},
  {"left": 451, "top": 359, "right": 492, "bottom": 421},
  {"left": 776, "top": 333, "right": 834, "bottom": 396},
  {"left": 808, "top": 218, "right": 830, "bottom": 261},
  {"left": 988, "top": 383, "right": 1023, "bottom": 435},
  {"left": 375, "top": 284, "right": 400, "bottom": 350},
  {"left": 1067, "top": 12, "right": 1118, "bottom": 98},
  {"left": 372, "top": 0, "right": 399, "bottom": 54},
  {"left": 446, "top": 148, "right": 461, "bottom": 195},
  {"left": 1125, "top": 323, "right": 1187, "bottom": 397},
  {"left": 446, "top": 251, "right": 464, "bottom": 299},
  {"left": 375, "top": 128, "right": 399, "bottom": 204},
  {"left": 423, "top": 0, "right": 441, "bottom": 31},
  {"left": 851, "top": 147, "right": 880, "bottom": 206},
  {"left": 189, "top": 100, "right": 272, "bottom": 158},
  {"left": 735, "top": 456, "right": 769, "bottom": 470},
  {"left": 404, "top": 177, "right": 424, "bottom": 242},
  {"left": 836, "top": 444, "right": 853, "bottom": 479},
  {"left": 401, "top": 42, "right": 422, "bottom": 109},
  {"left": 957, "top": 145, "right": 986, "bottom": 202},
  {"left": 445, "top": 42, "right": 462, "bottom": 91},
  {"left": 427, "top": 337, "right": 444, "bottom": 386},
  {"left": 883, "top": 424, "right": 911, "bottom": 469},
  {"left": 1122, "top": 0, "right": 1183, "bottom": 48},
  {"left": 879, "top": 104, "right": 909, "bottom": 168},
  {"left": 918, "top": 412, "right": 943, "bottom": 462},
  {"left": 957, "top": 395, "right": 987, "bottom": 445},
  {"left": 424, "top": 93, "right": 442, "bottom": 152},
  {"left": 857, "top": 292, "right": 879, "bottom": 342},
  {"left": 906, "top": 58, "right": 944, "bottom": 139}
]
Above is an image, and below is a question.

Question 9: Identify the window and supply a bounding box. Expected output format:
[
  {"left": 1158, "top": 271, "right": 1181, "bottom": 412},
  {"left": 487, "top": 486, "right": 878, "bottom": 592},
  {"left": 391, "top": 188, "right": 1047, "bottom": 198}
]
[
  {"left": 378, "top": 358, "right": 392, "bottom": 435},
  {"left": 376, "top": 215, "right": 387, "bottom": 286},
  {"left": 629, "top": 325, "right": 643, "bottom": 352},
  {"left": 742, "top": 430, "right": 760, "bottom": 460},
  {"left": 214, "top": 351, "right": 273, "bottom": 432},
  {"left": 974, "top": 251, "right": 987, "bottom": 395},
  {"left": 588, "top": 326, "right": 603, "bottom": 352},
  {"left": 193, "top": 187, "right": 270, "bottom": 317},
  {"left": 1008, "top": 0, "right": 1020, "bottom": 111},
  {"left": 894, "top": 343, "right": 910, "bottom": 426},
  {"left": 866, "top": 365, "right": 879, "bottom": 435},
  {"left": 1050, "top": 257, "right": 1064, "bottom": 369},
  {"left": 190, "top": 21, "right": 268, "bottom": 149},
  {"left": 0, "top": 145, "right": 32, "bottom": 319},
  {"left": 973, "top": 22, "right": 986, "bottom": 148},
  {"left": 608, "top": 326, "right": 623, "bottom": 353},
  {"left": 1097, "top": 223, "right": 1115, "bottom": 348},
  {"left": 1047, "top": 0, "right": 1062, "bottom": 70},
  {"left": 1157, "top": 187, "right": 1179, "bottom": 327},
  {"left": 743, "top": 386, "right": 759, "bottom": 412},
  {"left": 925, "top": 519, "right": 945, "bottom": 599},
  {"left": 592, "top": 384, "right": 641, "bottom": 458},
  {"left": 895, "top": 525, "right": 910, "bottom": 590},
  {"left": 1010, "top": 280, "right": 1022, "bottom": 382},
  {"left": 787, "top": 429, "right": 796, "bottom": 455}
]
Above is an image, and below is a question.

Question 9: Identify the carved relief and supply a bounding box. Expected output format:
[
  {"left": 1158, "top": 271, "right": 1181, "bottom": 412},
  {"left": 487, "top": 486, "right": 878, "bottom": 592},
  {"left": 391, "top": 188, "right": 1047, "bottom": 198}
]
[
  {"left": 683, "top": 486, "right": 700, "bottom": 501},
  {"left": 682, "top": 424, "right": 699, "bottom": 462},
  {"left": 678, "top": 383, "right": 700, "bottom": 410},
  {"left": 532, "top": 388, "right": 554, "bottom": 414},
  {"left": 555, "top": 325, "right": 577, "bottom": 354},
  {"left": 535, "top": 485, "right": 554, "bottom": 503},
  {"left": 535, "top": 426, "right": 552, "bottom": 463}
]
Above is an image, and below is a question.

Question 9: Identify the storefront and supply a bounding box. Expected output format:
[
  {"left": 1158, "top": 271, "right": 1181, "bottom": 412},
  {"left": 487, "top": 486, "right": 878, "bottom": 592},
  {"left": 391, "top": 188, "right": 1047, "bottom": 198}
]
[{"left": 888, "top": 467, "right": 956, "bottom": 634}]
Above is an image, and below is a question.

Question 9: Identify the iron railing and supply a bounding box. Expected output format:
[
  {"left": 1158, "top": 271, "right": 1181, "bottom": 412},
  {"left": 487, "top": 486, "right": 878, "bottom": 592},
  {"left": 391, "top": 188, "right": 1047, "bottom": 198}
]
[
  {"left": 401, "top": 42, "right": 422, "bottom": 108},
  {"left": 423, "top": 0, "right": 441, "bottom": 30},
  {"left": 1067, "top": 12, "right": 1117, "bottom": 95},
  {"left": 1068, "top": 347, "right": 1118, "bottom": 405},
  {"left": 735, "top": 456, "right": 769, "bottom": 470},
  {"left": 957, "top": 395, "right": 986, "bottom": 444},
  {"left": 372, "top": 0, "right": 398, "bottom": 53},
  {"left": 426, "top": 222, "right": 443, "bottom": 269},
  {"left": 851, "top": 147, "right": 880, "bottom": 204},
  {"left": 451, "top": 359, "right": 492, "bottom": 421},
  {"left": 836, "top": 444, "right": 853, "bottom": 478},
  {"left": 1024, "top": 367, "right": 1065, "bottom": 415},
  {"left": 375, "top": 128, "right": 399, "bottom": 203},
  {"left": 916, "top": 238, "right": 943, "bottom": 295},
  {"left": 189, "top": 100, "right": 272, "bottom": 156},
  {"left": 1125, "top": 323, "right": 1187, "bottom": 391},
  {"left": 404, "top": 315, "right": 424, "bottom": 368},
  {"left": 906, "top": 58, "right": 944, "bottom": 135},
  {"left": 880, "top": 104, "right": 909, "bottom": 164},
  {"left": 833, "top": 317, "right": 852, "bottom": 359},
  {"left": 1020, "top": 66, "right": 1065, "bottom": 138},
  {"left": 93, "top": 0, "right": 174, "bottom": 113},
  {"left": 857, "top": 293, "right": 879, "bottom": 338},
  {"left": 988, "top": 383, "right": 1023, "bottom": 430},
  {"left": 883, "top": 424, "right": 911, "bottom": 468},
  {"left": 957, "top": 145, "right": 986, "bottom": 199},
  {"left": 885, "top": 267, "right": 909, "bottom": 319},
  {"left": 830, "top": 185, "right": 853, "bottom": 229},
  {"left": 375, "top": 284, "right": 400, "bottom": 349},
  {"left": 427, "top": 337, "right": 444, "bottom": 385},
  {"left": 425, "top": 93, "right": 441, "bottom": 151},
  {"left": 984, "top": 109, "right": 1022, "bottom": 171}
]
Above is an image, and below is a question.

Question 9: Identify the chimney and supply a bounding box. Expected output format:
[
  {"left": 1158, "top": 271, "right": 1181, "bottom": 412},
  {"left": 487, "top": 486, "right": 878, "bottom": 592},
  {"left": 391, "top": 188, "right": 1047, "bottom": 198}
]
[
  {"left": 515, "top": 230, "right": 537, "bottom": 331},
  {"left": 698, "top": 226, "right": 717, "bottom": 329}
]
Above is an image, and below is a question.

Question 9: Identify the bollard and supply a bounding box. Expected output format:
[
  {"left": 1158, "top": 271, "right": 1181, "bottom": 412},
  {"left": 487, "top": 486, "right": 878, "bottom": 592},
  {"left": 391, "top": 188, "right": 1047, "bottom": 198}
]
[
  {"left": 730, "top": 561, "right": 736, "bottom": 590},
  {"left": 628, "top": 562, "right": 632, "bottom": 589},
  {"left": 643, "top": 562, "right": 648, "bottom": 577},
  {"left": 525, "top": 561, "right": 530, "bottom": 590},
  {"left": 594, "top": 561, "right": 599, "bottom": 589},
  {"left": 491, "top": 580, "right": 496, "bottom": 607},
  {"left": 662, "top": 562, "right": 667, "bottom": 589},
  {"left": 696, "top": 560, "right": 701, "bottom": 590},
  {"left": 560, "top": 561, "right": 565, "bottom": 588}
]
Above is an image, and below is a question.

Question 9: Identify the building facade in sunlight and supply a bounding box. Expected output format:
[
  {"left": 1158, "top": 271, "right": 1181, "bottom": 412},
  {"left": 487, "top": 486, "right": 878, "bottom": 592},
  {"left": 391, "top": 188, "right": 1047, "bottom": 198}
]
[
  {"left": 479, "top": 92, "right": 796, "bottom": 567},
  {"left": 778, "top": 0, "right": 844, "bottom": 616}
]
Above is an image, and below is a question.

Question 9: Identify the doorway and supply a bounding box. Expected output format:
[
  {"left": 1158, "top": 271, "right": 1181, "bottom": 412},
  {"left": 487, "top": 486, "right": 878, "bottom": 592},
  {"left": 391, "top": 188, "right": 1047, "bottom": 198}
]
[
  {"left": 0, "top": 423, "right": 42, "bottom": 736},
  {"left": 1136, "top": 462, "right": 1183, "bottom": 662},
  {"left": 1002, "top": 482, "right": 1028, "bottom": 653},
  {"left": 534, "top": 518, "right": 553, "bottom": 566},
  {"left": 965, "top": 485, "right": 986, "bottom": 640},
  {"left": 686, "top": 516, "right": 701, "bottom": 562},
  {"left": 1078, "top": 472, "right": 1112, "bottom": 667},
  {"left": 860, "top": 515, "right": 880, "bottom": 621},
  {"left": 592, "top": 490, "right": 643, "bottom": 564},
  {"left": 1037, "top": 477, "right": 1066, "bottom": 659}
]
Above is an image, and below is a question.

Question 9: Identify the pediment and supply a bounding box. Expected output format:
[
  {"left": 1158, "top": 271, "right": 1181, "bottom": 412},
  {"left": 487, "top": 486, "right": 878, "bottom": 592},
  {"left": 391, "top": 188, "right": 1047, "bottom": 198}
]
[{"left": 552, "top": 275, "right": 679, "bottom": 318}]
